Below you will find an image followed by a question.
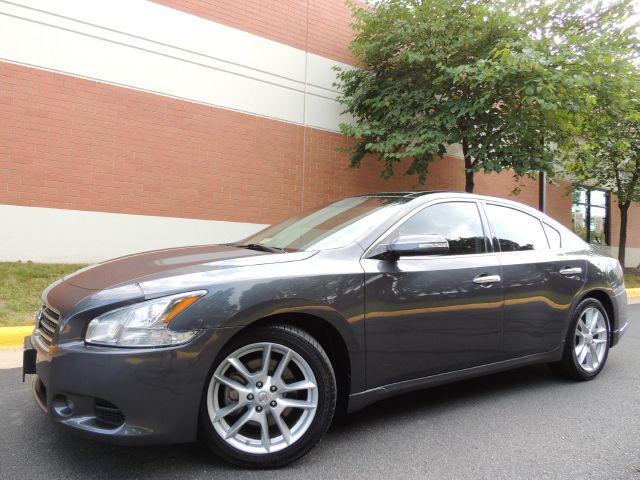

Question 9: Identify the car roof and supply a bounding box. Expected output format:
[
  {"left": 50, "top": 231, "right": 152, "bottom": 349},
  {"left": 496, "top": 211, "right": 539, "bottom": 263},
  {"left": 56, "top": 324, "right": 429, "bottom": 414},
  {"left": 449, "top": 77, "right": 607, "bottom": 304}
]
[
  {"left": 358, "top": 190, "right": 556, "bottom": 224},
  {"left": 359, "top": 190, "right": 444, "bottom": 198},
  {"left": 359, "top": 190, "right": 527, "bottom": 205}
]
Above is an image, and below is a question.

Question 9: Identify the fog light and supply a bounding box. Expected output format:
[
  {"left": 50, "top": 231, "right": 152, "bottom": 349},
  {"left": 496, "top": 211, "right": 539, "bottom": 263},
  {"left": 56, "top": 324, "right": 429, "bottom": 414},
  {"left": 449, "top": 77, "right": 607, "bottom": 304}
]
[
  {"left": 94, "top": 398, "right": 125, "bottom": 427},
  {"left": 52, "top": 394, "right": 74, "bottom": 417}
]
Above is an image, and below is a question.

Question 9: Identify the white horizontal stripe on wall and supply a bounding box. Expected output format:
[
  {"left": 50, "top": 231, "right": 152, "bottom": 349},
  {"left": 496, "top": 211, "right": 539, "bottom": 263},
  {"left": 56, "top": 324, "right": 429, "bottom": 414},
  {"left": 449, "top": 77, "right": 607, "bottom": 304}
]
[
  {"left": 0, "top": 205, "right": 266, "bottom": 263},
  {"left": 0, "top": 0, "right": 353, "bottom": 131}
]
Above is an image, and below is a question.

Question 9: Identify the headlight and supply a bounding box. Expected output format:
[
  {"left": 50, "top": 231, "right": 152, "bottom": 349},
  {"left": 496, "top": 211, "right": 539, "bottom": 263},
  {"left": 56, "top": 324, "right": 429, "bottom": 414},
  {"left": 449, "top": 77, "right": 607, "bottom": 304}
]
[{"left": 85, "top": 290, "right": 207, "bottom": 347}]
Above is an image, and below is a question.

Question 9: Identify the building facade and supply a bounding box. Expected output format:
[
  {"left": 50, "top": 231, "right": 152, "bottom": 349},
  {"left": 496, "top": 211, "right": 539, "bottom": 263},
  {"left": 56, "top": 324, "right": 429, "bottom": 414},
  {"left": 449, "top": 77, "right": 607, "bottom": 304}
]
[{"left": 0, "top": 0, "right": 638, "bottom": 265}]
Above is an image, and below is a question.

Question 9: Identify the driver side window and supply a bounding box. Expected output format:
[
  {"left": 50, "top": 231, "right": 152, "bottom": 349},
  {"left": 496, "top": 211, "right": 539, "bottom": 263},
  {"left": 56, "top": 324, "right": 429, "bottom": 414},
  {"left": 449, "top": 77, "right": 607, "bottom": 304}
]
[{"left": 396, "top": 202, "right": 488, "bottom": 255}]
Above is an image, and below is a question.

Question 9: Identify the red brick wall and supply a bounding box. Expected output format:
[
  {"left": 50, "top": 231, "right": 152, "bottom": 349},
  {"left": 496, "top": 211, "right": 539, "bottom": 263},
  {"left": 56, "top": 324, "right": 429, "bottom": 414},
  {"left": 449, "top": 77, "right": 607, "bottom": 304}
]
[
  {"left": 142, "top": 0, "right": 577, "bottom": 231},
  {"left": 610, "top": 196, "right": 640, "bottom": 249},
  {"left": 151, "top": 0, "right": 355, "bottom": 64},
  {"left": 0, "top": 61, "right": 566, "bottom": 229},
  {"left": 0, "top": 62, "right": 415, "bottom": 225},
  {"left": 307, "top": 0, "right": 356, "bottom": 64},
  {"left": 544, "top": 181, "right": 573, "bottom": 229},
  {"left": 299, "top": 127, "right": 572, "bottom": 226},
  {"left": 0, "top": 62, "right": 300, "bottom": 224}
]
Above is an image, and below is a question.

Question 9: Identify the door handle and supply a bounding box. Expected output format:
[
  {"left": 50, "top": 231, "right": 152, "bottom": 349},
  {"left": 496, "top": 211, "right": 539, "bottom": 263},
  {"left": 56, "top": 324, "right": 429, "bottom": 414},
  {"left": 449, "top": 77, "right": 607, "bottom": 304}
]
[
  {"left": 559, "top": 267, "right": 582, "bottom": 276},
  {"left": 473, "top": 274, "right": 501, "bottom": 285}
]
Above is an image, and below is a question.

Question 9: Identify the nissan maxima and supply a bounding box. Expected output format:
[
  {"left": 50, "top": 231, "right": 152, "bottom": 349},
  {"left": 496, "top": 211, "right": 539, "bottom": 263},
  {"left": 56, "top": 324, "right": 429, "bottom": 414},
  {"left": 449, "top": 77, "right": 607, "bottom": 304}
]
[{"left": 23, "top": 191, "right": 628, "bottom": 468}]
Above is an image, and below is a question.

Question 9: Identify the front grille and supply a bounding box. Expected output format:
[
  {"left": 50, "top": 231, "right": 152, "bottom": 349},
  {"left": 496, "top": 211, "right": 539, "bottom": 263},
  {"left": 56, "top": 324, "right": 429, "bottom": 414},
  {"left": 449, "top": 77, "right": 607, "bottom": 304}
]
[
  {"left": 36, "top": 305, "right": 60, "bottom": 350},
  {"left": 94, "top": 398, "right": 125, "bottom": 428}
]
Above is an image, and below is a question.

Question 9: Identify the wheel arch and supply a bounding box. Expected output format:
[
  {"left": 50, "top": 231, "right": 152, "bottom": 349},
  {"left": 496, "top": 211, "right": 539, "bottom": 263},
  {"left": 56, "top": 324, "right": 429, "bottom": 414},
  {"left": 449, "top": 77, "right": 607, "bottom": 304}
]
[
  {"left": 218, "top": 311, "right": 355, "bottom": 416},
  {"left": 251, "top": 313, "right": 351, "bottom": 415},
  {"left": 579, "top": 289, "right": 615, "bottom": 345},
  {"left": 561, "top": 289, "right": 615, "bottom": 349}
]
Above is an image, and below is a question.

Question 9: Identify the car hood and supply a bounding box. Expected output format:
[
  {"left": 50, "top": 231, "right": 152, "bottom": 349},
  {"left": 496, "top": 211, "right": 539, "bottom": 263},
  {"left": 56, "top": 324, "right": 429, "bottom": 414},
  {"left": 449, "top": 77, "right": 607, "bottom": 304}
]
[{"left": 64, "top": 244, "right": 315, "bottom": 290}]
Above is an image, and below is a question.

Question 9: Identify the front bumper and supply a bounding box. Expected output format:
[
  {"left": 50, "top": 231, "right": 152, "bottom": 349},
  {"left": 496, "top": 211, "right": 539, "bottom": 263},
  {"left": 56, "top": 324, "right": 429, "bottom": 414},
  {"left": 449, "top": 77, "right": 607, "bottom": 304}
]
[{"left": 24, "top": 327, "right": 241, "bottom": 445}]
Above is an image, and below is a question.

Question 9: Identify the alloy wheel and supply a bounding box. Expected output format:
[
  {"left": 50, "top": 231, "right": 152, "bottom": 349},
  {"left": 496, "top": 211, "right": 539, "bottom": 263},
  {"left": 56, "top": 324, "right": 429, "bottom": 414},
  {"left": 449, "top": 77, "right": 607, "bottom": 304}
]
[
  {"left": 574, "top": 307, "right": 608, "bottom": 373},
  {"left": 206, "top": 342, "right": 319, "bottom": 454}
]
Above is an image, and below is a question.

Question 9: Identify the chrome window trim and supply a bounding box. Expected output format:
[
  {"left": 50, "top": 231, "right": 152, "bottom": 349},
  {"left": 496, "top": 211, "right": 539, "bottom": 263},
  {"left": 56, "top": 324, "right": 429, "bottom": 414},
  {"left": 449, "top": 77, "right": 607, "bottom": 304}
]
[{"left": 542, "top": 222, "right": 562, "bottom": 250}]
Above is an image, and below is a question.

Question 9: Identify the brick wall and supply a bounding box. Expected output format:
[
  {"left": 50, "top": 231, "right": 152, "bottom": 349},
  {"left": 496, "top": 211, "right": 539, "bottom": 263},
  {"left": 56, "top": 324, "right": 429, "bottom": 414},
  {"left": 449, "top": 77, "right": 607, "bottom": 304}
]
[
  {"left": 151, "top": 0, "right": 356, "bottom": 64},
  {"left": 0, "top": 62, "right": 419, "bottom": 225},
  {"left": 0, "top": 61, "right": 564, "bottom": 228},
  {"left": 141, "top": 0, "right": 577, "bottom": 231},
  {"left": 610, "top": 196, "right": 640, "bottom": 249},
  {"left": 0, "top": 62, "right": 300, "bottom": 224}
]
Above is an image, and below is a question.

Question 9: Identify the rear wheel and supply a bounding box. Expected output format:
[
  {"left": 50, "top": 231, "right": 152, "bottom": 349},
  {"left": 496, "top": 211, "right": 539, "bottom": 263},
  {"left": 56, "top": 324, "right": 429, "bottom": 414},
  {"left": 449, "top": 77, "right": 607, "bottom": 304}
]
[
  {"left": 549, "top": 298, "right": 610, "bottom": 380},
  {"left": 199, "top": 324, "right": 336, "bottom": 468}
]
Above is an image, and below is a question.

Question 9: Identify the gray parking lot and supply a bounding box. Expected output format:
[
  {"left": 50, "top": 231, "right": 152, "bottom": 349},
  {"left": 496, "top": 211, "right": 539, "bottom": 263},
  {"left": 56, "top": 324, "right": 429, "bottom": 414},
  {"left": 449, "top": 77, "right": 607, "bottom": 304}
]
[{"left": 1, "top": 305, "right": 639, "bottom": 480}]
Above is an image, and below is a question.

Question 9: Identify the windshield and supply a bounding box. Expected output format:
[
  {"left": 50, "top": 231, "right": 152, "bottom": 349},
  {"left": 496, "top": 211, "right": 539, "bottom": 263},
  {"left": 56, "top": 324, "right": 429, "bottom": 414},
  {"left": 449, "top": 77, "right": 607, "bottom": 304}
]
[{"left": 238, "top": 196, "right": 412, "bottom": 251}]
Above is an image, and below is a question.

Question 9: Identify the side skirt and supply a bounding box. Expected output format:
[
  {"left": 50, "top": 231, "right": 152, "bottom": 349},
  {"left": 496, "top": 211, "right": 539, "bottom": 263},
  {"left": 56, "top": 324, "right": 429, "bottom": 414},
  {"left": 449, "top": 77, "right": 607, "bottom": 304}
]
[{"left": 347, "top": 348, "right": 562, "bottom": 414}]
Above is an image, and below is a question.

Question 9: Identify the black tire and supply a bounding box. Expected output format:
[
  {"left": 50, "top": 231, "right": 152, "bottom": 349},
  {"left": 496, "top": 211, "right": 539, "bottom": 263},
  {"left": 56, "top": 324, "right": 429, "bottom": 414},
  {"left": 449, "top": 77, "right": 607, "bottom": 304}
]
[
  {"left": 549, "top": 298, "right": 610, "bottom": 381},
  {"left": 198, "top": 324, "right": 336, "bottom": 468}
]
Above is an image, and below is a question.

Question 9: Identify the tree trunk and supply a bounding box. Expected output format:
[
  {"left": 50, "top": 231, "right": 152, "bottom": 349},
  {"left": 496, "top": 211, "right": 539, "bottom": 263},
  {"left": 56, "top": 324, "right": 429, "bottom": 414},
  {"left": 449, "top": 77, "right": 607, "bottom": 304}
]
[
  {"left": 618, "top": 201, "right": 630, "bottom": 268},
  {"left": 462, "top": 138, "right": 474, "bottom": 193}
]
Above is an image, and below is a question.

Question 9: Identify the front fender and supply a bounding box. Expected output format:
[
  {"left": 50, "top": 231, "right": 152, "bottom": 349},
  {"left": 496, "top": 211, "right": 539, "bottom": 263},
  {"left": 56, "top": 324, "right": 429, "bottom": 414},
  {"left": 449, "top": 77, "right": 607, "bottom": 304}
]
[
  {"left": 225, "top": 298, "right": 360, "bottom": 347},
  {"left": 158, "top": 251, "right": 366, "bottom": 393},
  {"left": 223, "top": 298, "right": 365, "bottom": 394}
]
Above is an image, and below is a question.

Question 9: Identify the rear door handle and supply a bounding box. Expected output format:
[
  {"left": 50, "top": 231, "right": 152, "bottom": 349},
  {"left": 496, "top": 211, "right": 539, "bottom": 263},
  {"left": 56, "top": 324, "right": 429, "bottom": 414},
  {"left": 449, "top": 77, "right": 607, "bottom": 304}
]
[
  {"left": 473, "top": 274, "right": 501, "bottom": 285},
  {"left": 559, "top": 267, "right": 582, "bottom": 276}
]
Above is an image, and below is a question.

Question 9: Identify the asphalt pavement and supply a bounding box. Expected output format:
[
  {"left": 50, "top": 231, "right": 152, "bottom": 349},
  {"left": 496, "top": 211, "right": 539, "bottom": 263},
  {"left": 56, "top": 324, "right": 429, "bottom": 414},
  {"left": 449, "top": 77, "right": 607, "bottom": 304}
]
[{"left": 1, "top": 306, "right": 639, "bottom": 480}]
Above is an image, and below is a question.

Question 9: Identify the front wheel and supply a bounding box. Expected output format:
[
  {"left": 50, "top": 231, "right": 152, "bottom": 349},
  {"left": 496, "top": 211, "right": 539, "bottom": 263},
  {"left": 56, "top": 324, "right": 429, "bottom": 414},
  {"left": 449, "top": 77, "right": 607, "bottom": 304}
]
[
  {"left": 199, "top": 324, "right": 336, "bottom": 468},
  {"left": 549, "top": 298, "right": 610, "bottom": 381}
]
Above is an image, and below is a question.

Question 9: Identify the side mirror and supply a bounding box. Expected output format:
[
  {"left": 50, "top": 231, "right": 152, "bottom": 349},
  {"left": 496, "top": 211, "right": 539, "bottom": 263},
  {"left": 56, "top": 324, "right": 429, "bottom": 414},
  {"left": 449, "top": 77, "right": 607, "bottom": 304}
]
[{"left": 387, "top": 234, "right": 449, "bottom": 258}]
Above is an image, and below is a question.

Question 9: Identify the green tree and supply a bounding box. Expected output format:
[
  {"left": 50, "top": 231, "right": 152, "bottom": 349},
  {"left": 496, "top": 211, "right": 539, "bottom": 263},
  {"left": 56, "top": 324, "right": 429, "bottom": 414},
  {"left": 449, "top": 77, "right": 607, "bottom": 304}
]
[
  {"left": 563, "top": 67, "right": 640, "bottom": 267},
  {"left": 335, "top": 0, "right": 636, "bottom": 193}
]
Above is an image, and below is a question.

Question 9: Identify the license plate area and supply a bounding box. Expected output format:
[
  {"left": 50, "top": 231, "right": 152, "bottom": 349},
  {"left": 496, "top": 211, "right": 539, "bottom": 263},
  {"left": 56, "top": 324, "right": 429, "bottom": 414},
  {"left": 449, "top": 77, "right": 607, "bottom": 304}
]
[{"left": 23, "top": 336, "right": 37, "bottom": 381}]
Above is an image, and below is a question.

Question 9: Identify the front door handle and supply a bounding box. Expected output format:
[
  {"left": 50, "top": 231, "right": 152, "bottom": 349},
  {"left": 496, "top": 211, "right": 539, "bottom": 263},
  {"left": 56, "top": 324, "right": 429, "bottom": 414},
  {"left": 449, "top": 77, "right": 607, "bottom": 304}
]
[
  {"left": 473, "top": 274, "right": 501, "bottom": 285},
  {"left": 559, "top": 267, "right": 582, "bottom": 276}
]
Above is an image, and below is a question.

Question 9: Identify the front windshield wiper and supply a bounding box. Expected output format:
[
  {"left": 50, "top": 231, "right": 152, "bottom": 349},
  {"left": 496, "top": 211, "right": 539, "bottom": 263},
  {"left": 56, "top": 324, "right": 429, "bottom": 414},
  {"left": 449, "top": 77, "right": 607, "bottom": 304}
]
[{"left": 236, "top": 243, "right": 286, "bottom": 254}]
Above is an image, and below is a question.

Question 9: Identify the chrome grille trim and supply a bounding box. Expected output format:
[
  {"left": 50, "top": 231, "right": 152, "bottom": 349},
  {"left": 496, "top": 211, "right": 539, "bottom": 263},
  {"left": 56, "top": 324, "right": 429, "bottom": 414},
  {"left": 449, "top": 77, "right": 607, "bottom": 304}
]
[
  {"left": 40, "top": 324, "right": 56, "bottom": 338},
  {"left": 40, "top": 317, "right": 56, "bottom": 333},
  {"left": 35, "top": 305, "right": 61, "bottom": 352},
  {"left": 41, "top": 308, "right": 58, "bottom": 323},
  {"left": 38, "top": 329, "right": 53, "bottom": 344}
]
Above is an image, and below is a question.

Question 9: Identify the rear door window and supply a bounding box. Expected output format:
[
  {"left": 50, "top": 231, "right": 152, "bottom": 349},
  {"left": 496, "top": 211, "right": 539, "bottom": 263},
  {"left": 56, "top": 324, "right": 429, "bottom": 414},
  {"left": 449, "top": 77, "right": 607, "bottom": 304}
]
[{"left": 485, "top": 204, "right": 549, "bottom": 252}]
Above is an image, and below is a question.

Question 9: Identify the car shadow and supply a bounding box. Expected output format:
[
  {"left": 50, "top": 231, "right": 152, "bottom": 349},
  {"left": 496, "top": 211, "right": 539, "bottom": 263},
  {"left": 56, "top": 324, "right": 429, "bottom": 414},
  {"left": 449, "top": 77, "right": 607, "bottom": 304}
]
[
  {"left": 332, "top": 363, "right": 566, "bottom": 434},
  {"left": 5, "top": 363, "right": 570, "bottom": 477}
]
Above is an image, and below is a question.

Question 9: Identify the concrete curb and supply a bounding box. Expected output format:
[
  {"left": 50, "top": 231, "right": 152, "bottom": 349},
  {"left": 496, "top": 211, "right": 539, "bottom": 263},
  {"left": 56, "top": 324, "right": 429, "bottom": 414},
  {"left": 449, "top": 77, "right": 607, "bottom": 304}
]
[
  {"left": 0, "top": 326, "right": 32, "bottom": 349},
  {"left": 626, "top": 288, "right": 640, "bottom": 298},
  {"left": 0, "top": 288, "right": 638, "bottom": 349}
]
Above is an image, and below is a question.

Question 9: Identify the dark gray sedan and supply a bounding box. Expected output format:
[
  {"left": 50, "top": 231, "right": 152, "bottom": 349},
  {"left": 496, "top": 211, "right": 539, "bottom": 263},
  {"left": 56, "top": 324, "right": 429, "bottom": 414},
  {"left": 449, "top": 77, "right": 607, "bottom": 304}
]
[{"left": 23, "top": 191, "right": 628, "bottom": 468}]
